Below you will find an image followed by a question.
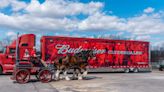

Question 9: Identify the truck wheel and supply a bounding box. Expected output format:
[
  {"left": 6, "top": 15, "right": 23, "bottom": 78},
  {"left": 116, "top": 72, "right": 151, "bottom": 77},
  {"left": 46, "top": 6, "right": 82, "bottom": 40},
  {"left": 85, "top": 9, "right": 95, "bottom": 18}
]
[
  {"left": 133, "top": 68, "right": 139, "bottom": 73},
  {"left": 0, "top": 66, "right": 3, "bottom": 74},
  {"left": 124, "top": 68, "right": 130, "bottom": 73}
]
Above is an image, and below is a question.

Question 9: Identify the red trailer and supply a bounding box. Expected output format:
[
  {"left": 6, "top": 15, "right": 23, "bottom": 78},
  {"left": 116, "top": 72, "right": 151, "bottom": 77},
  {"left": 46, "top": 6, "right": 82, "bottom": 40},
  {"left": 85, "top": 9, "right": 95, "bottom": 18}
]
[
  {"left": 0, "top": 34, "right": 151, "bottom": 74},
  {"left": 41, "top": 35, "right": 150, "bottom": 73}
]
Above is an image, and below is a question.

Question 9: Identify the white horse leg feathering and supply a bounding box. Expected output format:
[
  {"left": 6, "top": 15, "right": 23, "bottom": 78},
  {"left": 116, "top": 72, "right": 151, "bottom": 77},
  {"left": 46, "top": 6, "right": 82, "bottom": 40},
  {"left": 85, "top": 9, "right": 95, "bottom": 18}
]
[
  {"left": 77, "top": 69, "right": 82, "bottom": 80},
  {"left": 55, "top": 70, "right": 60, "bottom": 80},
  {"left": 64, "top": 70, "right": 70, "bottom": 81},
  {"left": 82, "top": 70, "right": 88, "bottom": 77},
  {"left": 73, "top": 68, "right": 78, "bottom": 79}
]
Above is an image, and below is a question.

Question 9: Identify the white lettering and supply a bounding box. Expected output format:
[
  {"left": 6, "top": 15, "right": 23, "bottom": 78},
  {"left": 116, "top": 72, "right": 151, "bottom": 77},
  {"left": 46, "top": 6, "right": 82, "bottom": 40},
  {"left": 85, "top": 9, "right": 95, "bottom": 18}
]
[{"left": 55, "top": 44, "right": 143, "bottom": 55}]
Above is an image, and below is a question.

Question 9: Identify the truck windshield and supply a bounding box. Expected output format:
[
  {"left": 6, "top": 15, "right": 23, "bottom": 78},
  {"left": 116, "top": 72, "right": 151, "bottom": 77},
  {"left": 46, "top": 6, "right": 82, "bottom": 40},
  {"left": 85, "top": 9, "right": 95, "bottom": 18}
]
[{"left": 9, "top": 48, "right": 16, "bottom": 54}]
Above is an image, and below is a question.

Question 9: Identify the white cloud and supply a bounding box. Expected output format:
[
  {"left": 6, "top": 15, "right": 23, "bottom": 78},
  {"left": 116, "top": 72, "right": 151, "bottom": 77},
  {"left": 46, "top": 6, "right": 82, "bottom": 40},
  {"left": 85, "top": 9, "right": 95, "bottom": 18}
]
[
  {"left": 144, "top": 7, "right": 154, "bottom": 13},
  {"left": 116, "top": 32, "right": 124, "bottom": 36},
  {"left": 11, "top": 0, "right": 27, "bottom": 12},
  {"left": 0, "top": 0, "right": 163, "bottom": 39},
  {"left": 155, "top": 41, "right": 164, "bottom": 47},
  {"left": 0, "top": 0, "right": 28, "bottom": 12},
  {"left": 0, "top": 0, "right": 104, "bottom": 32},
  {"left": 6, "top": 31, "right": 16, "bottom": 36},
  {"left": 6, "top": 31, "right": 17, "bottom": 40},
  {"left": 78, "top": 11, "right": 164, "bottom": 36},
  {"left": 126, "top": 13, "right": 164, "bottom": 35},
  {"left": 78, "top": 12, "right": 126, "bottom": 31},
  {"left": 135, "top": 35, "right": 151, "bottom": 41},
  {"left": 0, "top": 0, "right": 10, "bottom": 8},
  {"left": 0, "top": 13, "right": 78, "bottom": 32},
  {"left": 152, "top": 41, "right": 164, "bottom": 50},
  {"left": 26, "top": 0, "right": 103, "bottom": 18}
]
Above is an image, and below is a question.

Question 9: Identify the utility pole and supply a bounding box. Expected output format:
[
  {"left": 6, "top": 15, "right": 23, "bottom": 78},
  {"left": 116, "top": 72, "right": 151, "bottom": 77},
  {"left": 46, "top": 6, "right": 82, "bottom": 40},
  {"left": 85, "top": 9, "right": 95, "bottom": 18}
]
[{"left": 16, "top": 32, "right": 19, "bottom": 64}]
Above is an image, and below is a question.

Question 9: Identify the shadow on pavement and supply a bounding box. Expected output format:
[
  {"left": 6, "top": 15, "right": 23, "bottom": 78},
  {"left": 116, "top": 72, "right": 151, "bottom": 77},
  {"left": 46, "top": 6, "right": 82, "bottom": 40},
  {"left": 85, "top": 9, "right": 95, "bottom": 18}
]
[
  {"left": 88, "top": 71, "right": 152, "bottom": 74},
  {"left": 83, "top": 76, "right": 102, "bottom": 80}
]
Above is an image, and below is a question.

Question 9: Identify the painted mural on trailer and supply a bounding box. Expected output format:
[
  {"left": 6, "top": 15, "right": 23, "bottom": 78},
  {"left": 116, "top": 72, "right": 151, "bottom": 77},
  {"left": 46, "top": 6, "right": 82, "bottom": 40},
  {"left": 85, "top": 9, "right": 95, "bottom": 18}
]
[{"left": 45, "top": 39, "right": 149, "bottom": 67}]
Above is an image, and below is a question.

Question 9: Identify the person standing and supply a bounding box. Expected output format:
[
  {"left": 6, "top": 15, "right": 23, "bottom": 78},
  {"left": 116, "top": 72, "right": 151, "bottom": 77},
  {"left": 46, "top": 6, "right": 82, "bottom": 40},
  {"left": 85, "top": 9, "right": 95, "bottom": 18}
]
[{"left": 23, "top": 49, "right": 30, "bottom": 60}]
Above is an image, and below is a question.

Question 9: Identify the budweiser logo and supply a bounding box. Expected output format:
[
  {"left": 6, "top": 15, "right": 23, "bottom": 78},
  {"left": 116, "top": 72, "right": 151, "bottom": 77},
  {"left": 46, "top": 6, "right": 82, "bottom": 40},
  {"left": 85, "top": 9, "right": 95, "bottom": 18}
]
[
  {"left": 55, "top": 44, "right": 83, "bottom": 54},
  {"left": 55, "top": 44, "right": 143, "bottom": 55}
]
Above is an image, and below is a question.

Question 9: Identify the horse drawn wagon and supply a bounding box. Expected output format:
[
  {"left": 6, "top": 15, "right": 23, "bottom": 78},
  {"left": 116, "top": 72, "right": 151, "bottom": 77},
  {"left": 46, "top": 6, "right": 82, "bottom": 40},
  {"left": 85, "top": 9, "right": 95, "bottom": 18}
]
[
  {"left": 10, "top": 51, "right": 92, "bottom": 84},
  {"left": 10, "top": 57, "right": 53, "bottom": 84}
]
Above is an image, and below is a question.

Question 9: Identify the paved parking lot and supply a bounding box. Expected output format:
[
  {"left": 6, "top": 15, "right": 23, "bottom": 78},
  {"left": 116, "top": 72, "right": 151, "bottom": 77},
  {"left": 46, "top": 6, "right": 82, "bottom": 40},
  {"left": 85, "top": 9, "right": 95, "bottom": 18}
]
[{"left": 0, "top": 70, "right": 164, "bottom": 92}]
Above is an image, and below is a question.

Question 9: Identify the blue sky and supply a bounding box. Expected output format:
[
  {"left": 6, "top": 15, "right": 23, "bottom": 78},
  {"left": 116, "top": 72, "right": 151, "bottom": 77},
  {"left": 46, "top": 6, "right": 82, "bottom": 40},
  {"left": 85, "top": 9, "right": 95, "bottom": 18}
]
[
  {"left": 0, "top": 0, "right": 164, "bottom": 48},
  {"left": 81, "top": 0, "right": 164, "bottom": 16}
]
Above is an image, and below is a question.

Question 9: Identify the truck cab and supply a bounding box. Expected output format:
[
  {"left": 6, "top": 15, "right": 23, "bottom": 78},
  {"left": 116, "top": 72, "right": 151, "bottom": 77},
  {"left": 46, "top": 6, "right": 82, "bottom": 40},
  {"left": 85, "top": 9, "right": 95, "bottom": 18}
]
[{"left": 0, "top": 34, "right": 35, "bottom": 74}]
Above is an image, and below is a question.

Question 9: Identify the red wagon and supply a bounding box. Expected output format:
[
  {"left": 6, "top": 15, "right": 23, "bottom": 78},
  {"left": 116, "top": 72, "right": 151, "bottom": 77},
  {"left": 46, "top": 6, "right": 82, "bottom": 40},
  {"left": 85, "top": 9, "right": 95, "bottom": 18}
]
[{"left": 10, "top": 58, "right": 53, "bottom": 84}]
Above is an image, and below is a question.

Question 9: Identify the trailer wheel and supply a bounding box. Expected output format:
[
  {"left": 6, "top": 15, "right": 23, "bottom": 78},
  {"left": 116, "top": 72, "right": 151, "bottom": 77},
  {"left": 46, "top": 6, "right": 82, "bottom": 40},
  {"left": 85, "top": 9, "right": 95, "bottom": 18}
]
[
  {"left": 15, "top": 69, "right": 30, "bottom": 84},
  {"left": 124, "top": 68, "right": 130, "bottom": 73},
  {"left": 133, "top": 68, "right": 139, "bottom": 73},
  {"left": 38, "top": 69, "right": 52, "bottom": 83}
]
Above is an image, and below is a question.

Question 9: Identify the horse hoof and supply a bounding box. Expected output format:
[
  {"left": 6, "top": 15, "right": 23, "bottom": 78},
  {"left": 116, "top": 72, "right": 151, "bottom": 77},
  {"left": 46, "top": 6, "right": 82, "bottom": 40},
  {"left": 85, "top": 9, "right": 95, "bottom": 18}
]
[
  {"left": 78, "top": 76, "right": 83, "bottom": 80},
  {"left": 55, "top": 78, "right": 60, "bottom": 81},
  {"left": 60, "top": 76, "right": 63, "bottom": 79},
  {"left": 83, "top": 71, "right": 88, "bottom": 77},
  {"left": 65, "top": 77, "right": 70, "bottom": 81}
]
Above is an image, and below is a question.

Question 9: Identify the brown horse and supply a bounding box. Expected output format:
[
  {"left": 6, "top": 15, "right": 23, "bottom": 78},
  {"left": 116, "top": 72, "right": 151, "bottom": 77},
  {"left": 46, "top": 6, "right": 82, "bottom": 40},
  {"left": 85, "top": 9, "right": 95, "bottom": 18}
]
[
  {"left": 69, "top": 50, "right": 93, "bottom": 79},
  {"left": 53, "top": 55, "right": 70, "bottom": 80},
  {"left": 54, "top": 50, "right": 95, "bottom": 80}
]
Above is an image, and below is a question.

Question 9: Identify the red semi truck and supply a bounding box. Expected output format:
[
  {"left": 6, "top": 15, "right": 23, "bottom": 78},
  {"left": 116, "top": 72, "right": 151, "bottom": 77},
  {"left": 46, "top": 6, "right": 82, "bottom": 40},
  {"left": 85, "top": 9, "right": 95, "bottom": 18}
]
[{"left": 0, "top": 34, "right": 151, "bottom": 74}]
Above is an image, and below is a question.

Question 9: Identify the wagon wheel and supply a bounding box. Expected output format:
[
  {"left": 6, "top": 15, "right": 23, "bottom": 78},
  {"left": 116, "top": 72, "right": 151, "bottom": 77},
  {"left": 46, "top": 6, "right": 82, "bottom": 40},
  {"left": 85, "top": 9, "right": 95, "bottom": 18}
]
[
  {"left": 15, "top": 69, "right": 30, "bottom": 84},
  {"left": 38, "top": 69, "right": 52, "bottom": 83}
]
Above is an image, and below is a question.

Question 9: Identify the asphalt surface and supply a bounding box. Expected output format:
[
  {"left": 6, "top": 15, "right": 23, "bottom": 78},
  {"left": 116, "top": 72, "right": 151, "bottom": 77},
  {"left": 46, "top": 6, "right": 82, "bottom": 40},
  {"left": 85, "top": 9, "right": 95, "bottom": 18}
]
[
  {"left": 0, "top": 75, "right": 58, "bottom": 92},
  {"left": 0, "top": 70, "right": 164, "bottom": 92}
]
